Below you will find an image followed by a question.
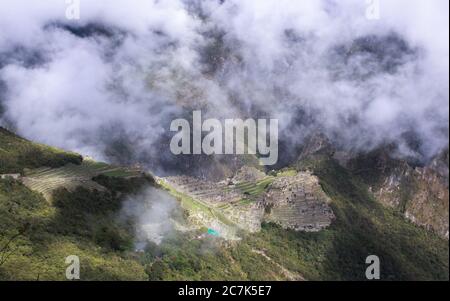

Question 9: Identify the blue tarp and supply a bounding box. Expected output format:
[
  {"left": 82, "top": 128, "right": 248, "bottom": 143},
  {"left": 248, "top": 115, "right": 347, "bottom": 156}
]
[{"left": 207, "top": 228, "right": 220, "bottom": 236}]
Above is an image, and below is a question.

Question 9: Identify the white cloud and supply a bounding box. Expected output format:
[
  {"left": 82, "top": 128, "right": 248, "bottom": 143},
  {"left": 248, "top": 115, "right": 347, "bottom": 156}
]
[{"left": 0, "top": 0, "right": 448, "bottom": 167}]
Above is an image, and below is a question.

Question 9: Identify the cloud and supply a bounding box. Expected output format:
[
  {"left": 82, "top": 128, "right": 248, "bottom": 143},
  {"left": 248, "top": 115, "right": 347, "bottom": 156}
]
[
  {"left": 120, "top": 187, "right": 179, "bottom": 246},
  {"left": 201, "top": 0, "right": 449, "bottom": 159},
  {"left": 0, "top": 0, "right": 448, "bottom": 169}
]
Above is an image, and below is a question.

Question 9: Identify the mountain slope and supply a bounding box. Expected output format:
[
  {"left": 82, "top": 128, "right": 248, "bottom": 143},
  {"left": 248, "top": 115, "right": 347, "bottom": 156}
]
[
  {"left": 348, "top": 148, "right": 449, "bottom": 239},
  {"left": 0, "top": 127, "right": 448, "bottom": 280},
  {"left": 0, "top": 127, "right": 152, "bottom": 280},
  {"left": 149, "top": 156, "right": 448, "bottom": 281},
  {"left": 0, "top": 127, "right": 82, "bottom": 174}
]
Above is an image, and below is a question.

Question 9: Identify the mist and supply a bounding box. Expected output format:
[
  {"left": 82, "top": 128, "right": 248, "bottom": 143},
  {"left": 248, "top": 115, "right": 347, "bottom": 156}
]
[
  {"left": 121, "top": 187, "right": 179, "bottom": 247},
  {"left": 0, "top": 0, "right": 448, "bottom": 170}
]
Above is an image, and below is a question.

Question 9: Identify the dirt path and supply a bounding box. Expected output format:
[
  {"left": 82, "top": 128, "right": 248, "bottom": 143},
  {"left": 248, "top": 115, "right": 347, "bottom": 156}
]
[{"left": 252, "top": 249, "right": 305, "bottom": 281}]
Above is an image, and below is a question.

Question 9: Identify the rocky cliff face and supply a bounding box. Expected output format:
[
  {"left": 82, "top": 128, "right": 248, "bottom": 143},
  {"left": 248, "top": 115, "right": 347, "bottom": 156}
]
[
  {"left": 295, "top": 133, "right": 449, "bottom": 239},
  {"left": 368, "top": 150, "right": 449, "bottom": 239}
]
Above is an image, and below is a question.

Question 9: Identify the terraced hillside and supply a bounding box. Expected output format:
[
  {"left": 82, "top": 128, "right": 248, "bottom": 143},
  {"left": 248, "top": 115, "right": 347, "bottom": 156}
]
[
  {"left": 22, "top": 159, "right": 144, "bottom": 200},
  {"left": 158, "top": 176, "right": 245, "bottom": 240},
  {"left": 159, "top": 167, "right": 335, "bottom": 238},
  {"left": 263, "top": 172, "right": 335, "bottom": 232}
]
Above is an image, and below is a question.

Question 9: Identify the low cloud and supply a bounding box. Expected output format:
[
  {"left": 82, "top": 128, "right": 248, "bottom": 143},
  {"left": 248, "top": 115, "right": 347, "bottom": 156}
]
[
  {"left": 121, "top": 187, "right": 179, "bottom": 247},
  {"left": 0, "top": 0, "right": 448, "bottom": 169}
]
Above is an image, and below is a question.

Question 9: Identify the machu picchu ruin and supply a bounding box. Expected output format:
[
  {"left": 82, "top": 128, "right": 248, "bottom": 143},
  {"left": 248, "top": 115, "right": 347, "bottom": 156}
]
[
  {"left": 158, "top": 167, "right": 335, "bottom": 238},
  {"left": 262, "top": 172, "right": 334, "bottom": 232}
]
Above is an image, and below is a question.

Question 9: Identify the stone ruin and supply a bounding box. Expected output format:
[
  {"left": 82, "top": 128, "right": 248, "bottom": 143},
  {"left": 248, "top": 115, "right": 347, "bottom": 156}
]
[{"left": 262, "top": 172, "right": 335, "bottom": 232}]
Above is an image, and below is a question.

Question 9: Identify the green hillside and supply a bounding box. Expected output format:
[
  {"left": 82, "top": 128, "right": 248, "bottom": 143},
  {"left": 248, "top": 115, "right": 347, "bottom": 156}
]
[
  {"left": 0, "top": 127, "right": 82, "bottom": 174},
  {"left": 0, "top": 127, "right": 151, "bottom": 280},
  {"left": 0, "top": 127, "right": 448, "bottom": 280}
]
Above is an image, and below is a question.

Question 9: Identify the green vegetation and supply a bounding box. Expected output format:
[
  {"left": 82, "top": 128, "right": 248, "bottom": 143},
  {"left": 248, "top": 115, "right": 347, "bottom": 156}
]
[
  {"left": 277, "top": 158, "right": 449, "bottom": 280},
  {"left": 276, "top": 168, "right": 298, "bottom": 177},
  {"left": 142, "top": 158, "right": 448, "bottom": 281},
  {"left": 234, "top": 177, "right": 275, "bottom": 197},
  {"left": 0, "top": 178, "right": 147, "bottom": 280},
  {"left": 0, "top": 128, "right": 152, "bottom": 280},
  {"left": 21, "top": 157, "right": 151, "bottom": 200},
  {"left": 0, "top": 127, "right": 82, "bottom": 174},
  {"left": 347, "top": 148, "right": 404, "bottom": 187},
  {"left": 139, "top": 231, "right": 292, "bottom": 281},
  {"left": 51, "top": 187, "right": 132, "bottom": 252},
  {"left": 159, "top": 179, "right": 212, "bottom": 213},
  {"left": 93, "top": 174, "right": 155, "bottom": 195},
  {"left": 1, "top": 128, "right": 448, "bottom": 280},
  {"left": 100, "top": 169, "right": 142, "bottom": 178}
]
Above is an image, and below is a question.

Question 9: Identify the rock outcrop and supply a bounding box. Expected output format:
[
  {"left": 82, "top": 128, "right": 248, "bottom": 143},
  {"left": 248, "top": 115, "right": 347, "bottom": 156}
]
[
  {"left": 372, "top": 150, "right": 449, "bottom": 239},
  {"left": 347, "top": 147, "right": 449, "bottom": 239}
]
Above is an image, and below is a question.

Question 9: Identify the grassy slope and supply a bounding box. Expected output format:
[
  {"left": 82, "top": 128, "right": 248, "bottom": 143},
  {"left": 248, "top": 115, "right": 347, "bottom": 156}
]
[
  {"left": 0, "top": 127, "right": 82, "bottom": 174},
  {"left": 0, "top": 179, "right": 149, "bottom": 280},
  {"left": 0, "top": 128, "right": 150, "bottom": 280}
]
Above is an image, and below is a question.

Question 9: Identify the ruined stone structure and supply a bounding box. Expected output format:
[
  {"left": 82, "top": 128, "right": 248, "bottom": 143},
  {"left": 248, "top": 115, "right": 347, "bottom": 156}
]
[
  {"left": 163, "top": 169, "right": 335, "bottom": 237},
  {"left": 262, "top": 172, "right": 335, "bottom": 232}
]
